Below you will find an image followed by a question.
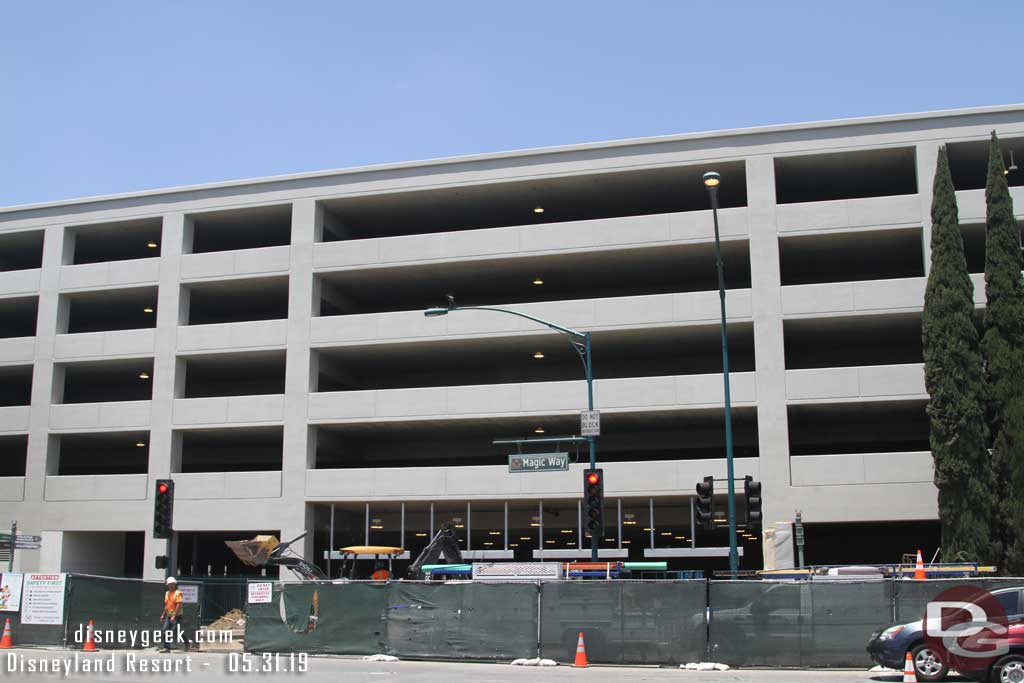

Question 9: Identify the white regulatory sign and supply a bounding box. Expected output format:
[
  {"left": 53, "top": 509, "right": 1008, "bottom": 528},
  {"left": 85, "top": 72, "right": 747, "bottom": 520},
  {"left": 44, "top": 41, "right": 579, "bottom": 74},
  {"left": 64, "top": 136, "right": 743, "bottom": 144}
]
[
  {"left": 247, "top": 582, "right": 273, "bottom": 604},
  {"left": 580, "top": 410, "right": 601, "bottom": 436}
]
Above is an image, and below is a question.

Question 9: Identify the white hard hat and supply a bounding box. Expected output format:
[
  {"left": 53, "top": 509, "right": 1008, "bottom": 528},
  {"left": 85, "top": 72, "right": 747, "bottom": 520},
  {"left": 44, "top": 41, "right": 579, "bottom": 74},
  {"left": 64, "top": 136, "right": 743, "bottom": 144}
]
[{"left": 165, "top": 576, "right": 177, "bottom": 584}]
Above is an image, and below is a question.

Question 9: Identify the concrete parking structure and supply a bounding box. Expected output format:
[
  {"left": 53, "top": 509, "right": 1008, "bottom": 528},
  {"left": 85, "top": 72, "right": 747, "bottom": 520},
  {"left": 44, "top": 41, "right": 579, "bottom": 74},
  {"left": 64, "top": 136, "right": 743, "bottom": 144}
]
[{"left": 0, "top": 105, "right": 1022, "bottom": 577}]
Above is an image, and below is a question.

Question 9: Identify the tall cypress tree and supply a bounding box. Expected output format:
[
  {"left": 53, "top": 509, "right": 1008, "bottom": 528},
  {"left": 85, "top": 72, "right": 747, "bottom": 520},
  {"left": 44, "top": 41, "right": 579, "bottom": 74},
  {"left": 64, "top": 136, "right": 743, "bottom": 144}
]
[
  {"left": 923, "top": 146, "right": 996, "bottom": 564},
  {"left": 980, "top": 131, "right": 1024, "bottom": 573}
]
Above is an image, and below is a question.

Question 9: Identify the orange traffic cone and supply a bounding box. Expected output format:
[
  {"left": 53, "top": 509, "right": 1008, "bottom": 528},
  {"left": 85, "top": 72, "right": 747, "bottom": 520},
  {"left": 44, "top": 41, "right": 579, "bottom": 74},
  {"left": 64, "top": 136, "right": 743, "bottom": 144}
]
[
  {"left": 913, "top": 549, "right": 926, "bottom": 580},
  {"left": 573, "top": 631, "right": 589, "bottom": 668},
  {"left": 83, "top": 620, "right": 97, "bottom": 652},
  {"left": 903, "top": 651, "right": 918, "bottom": 682},
  {"left": 0, "top": 618, "right": 12, "bottom": 648}
]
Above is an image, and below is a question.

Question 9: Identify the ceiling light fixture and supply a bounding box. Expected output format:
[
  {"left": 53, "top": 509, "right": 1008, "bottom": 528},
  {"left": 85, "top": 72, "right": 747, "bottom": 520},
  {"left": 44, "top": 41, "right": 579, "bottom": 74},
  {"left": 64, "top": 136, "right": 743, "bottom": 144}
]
[
  {"left": 135, "top": 441, "right": 146, "bottom": 447},
  {"left": 533, "top": 206, "right": 544, "bottom": 214},
  {"left": 534, "top": 427, "right": 545, "bottom": 434},
  {"left": 415, "top": 532, "right": 427, "bottom": 537},
  {"left": 147, "top": 242, "right": 158, "bottom": 249},
  {"left": 143, "top": 307, "right": 154, "bottom": 313},
  {"left": 139, "top": 372, "right": 150, "bottom": 379},
  {"left": 533, "top": 351, "right": 545, "bottom": 359},
  {"left": 532, "top": 278, "right": 544, "bottom": 286}
]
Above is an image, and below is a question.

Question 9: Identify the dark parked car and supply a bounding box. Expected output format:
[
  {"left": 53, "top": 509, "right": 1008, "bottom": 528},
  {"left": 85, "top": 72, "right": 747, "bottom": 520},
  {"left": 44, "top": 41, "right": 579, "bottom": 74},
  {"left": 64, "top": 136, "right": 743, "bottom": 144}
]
[{"left": 867, "top": 586, "right": 1023, "bottom": 682}]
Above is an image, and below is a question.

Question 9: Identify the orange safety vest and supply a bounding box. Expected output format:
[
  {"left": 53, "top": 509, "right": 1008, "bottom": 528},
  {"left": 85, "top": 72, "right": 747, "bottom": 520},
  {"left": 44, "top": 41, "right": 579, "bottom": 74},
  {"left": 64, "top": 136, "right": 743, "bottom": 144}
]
[
  {"left": 164, "top": 589, "right": 183, "bottom": 616},
  {"left": 371, "top": 568, "right": 390, "bottom": 581}
]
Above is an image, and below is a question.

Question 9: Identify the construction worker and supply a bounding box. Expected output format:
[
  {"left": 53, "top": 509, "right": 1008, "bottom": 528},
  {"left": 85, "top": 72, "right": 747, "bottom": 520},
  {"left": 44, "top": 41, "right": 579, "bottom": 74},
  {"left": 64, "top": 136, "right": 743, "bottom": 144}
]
[{"left": 160, "top": 577, "right": 184, "bottom": 653}]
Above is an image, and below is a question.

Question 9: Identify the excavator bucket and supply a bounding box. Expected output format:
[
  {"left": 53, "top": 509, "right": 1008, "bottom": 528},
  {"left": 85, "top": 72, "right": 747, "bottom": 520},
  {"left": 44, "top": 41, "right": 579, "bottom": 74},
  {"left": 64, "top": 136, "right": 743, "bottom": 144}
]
[{"left": 225, "top": 535, "right": 281, "bottom": 567}]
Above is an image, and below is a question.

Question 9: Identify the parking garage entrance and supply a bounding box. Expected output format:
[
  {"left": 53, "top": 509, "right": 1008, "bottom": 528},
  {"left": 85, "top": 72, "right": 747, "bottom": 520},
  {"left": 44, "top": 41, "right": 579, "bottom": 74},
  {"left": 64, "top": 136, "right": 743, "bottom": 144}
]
[{"left": 309, "top": 497, "right": 758, "bottom": 578}]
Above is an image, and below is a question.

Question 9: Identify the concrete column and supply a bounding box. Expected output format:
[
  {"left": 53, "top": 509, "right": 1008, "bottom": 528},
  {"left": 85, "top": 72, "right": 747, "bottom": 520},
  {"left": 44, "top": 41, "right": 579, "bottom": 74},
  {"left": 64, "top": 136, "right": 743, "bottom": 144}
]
[
  {"left": 279, "top": 199, "right": 318, "bottom": 579},
  {"left": 17, "top": 225, "right": 67, "bottom": 571},
  {"left": 23, "top": 226, "right": 66, "bottom": 501},
  {"left": 142, "top": 212, "right": 185, "bottom": 580},
  {"left": 744, "top": 157, "right": 792, "bottom": 531},
  {"left": 916, "top": 141, "right": 941, "bottom": 275}
]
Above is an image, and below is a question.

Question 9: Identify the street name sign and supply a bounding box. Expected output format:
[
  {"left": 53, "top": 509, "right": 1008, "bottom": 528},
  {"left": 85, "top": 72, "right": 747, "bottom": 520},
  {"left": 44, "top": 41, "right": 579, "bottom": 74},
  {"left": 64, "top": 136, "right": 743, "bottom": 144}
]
[{"left": 509, "top": 452, "right": 570, "bottom": 473}]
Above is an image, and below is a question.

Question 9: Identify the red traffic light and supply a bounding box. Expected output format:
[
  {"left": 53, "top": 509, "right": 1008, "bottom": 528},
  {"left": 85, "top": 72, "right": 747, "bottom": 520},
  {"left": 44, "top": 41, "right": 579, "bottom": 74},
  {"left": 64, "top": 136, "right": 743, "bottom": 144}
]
[
  {"left": 586, "top": 472, "right": 600, "bottom": 485},
  {"left": 158, "top": 483, "right": 169, "bottom": 494}
]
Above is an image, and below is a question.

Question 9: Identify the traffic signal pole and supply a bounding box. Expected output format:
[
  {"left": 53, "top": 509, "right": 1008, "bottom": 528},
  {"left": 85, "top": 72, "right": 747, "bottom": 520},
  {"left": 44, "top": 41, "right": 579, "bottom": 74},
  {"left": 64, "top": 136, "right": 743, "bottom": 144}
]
[{"left": 584, "top": 332, "right": 598, "bottom": 562}]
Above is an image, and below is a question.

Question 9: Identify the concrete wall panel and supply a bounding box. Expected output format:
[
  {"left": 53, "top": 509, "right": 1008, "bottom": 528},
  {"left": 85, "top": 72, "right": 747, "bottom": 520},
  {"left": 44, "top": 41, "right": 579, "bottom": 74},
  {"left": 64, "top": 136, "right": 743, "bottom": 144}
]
[
  {"left": 180, "top": 246, "right": 290, "bottom": 280},
  {"left": 44, "top": 474, "right": 148, "bottom": 501},
  {"left": 0, "top": 477, "right": 25, "bottom": 501},
  {"left": 50, "top": 400, "right": 152, "bottom": 431},
  {"left": 177, "top": 319, "right": 288, "bottom": 353},
  {"left": 53, "top": 329, "right": 156, "bottom": 360},
  {"left": 0, "top": 269, "right": 41, "bottom": 296},
  {"left": 59, "top": 259, "right": 159, "bottom": 291},
  {"left": 0, "top": 337, "right": 36, "bottom": 365},
  {"left": 0, "top": 406, "right": 31, "bottom": 433},
  {"left": 786, "top": 364, "right": 925, "bottom": 401},
  {"left": 776, "top": 195, "right": 920, "bottom": 233},
  {"left": 174, "top": 471, "right": 282, "bottom": 499},
  {"left": 312, "top": 210, "right": 750, "bottom": 271}
]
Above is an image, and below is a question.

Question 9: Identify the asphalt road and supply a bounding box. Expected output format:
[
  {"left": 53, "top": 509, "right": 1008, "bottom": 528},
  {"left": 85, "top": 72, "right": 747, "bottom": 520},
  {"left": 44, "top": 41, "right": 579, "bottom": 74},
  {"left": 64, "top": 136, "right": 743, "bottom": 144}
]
[{"left": 0, "top": 649, "right": 963, "bottom": 682}]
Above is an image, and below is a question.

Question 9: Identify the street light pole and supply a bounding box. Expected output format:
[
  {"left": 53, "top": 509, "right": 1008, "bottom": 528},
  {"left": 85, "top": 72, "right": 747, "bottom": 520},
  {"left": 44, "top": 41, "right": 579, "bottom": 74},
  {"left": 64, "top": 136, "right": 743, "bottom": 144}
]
[
  {"left": 425, "top": 297, "right": 599, "bottom": 561},
  {"left": 703, "top": 171, "right": 739, "bottom": 574},
  {"left": 584, "top": 332, "right": 595, "bottom": 471}
]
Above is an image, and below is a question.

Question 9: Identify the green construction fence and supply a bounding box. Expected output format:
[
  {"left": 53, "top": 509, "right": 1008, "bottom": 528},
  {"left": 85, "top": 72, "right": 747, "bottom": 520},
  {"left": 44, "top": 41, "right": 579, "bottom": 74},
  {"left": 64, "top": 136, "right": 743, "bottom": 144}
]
[{"left": 4, "top": 573, "right": 1023, "bottom": 668}]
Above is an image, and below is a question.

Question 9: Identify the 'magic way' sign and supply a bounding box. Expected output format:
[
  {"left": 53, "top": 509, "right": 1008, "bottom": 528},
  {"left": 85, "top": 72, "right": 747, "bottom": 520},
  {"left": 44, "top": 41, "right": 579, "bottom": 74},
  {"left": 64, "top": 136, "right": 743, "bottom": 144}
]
[{"left": 508, "top": 453, "right": 570, "bottom": 473}]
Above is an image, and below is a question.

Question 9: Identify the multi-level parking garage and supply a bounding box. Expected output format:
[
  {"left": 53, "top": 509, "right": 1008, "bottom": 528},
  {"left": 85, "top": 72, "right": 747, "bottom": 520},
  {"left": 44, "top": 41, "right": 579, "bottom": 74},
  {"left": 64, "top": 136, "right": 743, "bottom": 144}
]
[{"left": 1, "top": 105, "right": 1023, "bottom": 578}]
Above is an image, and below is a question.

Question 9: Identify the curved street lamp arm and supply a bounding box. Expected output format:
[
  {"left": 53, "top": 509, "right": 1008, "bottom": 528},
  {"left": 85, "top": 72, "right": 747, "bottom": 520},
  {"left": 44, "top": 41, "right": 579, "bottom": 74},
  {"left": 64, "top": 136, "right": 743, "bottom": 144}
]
[{"left": 453, "top": 305, "right": 586, "bottom": 340}]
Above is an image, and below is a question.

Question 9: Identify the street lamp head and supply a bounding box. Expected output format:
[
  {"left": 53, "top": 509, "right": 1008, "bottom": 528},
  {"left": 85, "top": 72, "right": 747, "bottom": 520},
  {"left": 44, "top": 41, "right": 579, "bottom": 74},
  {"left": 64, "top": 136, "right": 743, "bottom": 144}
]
[
  {"left": 424, "top": 294, "right": 457, "bottom": 317},
  {"left": 702, "top": 171, "right": 721, "bottom": 189}
]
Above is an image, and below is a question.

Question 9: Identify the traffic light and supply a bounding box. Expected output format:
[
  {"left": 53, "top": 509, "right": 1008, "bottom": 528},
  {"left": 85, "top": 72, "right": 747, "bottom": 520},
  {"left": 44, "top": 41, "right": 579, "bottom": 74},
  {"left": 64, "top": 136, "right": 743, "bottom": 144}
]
[
  {"left": 154, "top": 479, "right": 175, "bottom": 539},
  {"left": 583, "top": 469, "right": 604, "bottom": 535},
  {"left": 744, "top": 476, "right": 763, "bottom": 529},
  {"left": 696, "top": 476, "right": 714, "bottom": 531}
]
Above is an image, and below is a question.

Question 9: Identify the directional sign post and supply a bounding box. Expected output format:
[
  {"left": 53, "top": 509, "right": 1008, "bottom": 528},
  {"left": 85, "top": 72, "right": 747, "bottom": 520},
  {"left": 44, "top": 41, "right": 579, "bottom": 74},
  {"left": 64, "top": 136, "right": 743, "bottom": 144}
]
[
  {"left": 2, "top": 523, "right": 43, "bottom": 570},
  {"left": 580, "top": 410, "right": 601, "bottom": 437},
  {"left": 0, "top": 542, "right": 41, "bottom": 550}
]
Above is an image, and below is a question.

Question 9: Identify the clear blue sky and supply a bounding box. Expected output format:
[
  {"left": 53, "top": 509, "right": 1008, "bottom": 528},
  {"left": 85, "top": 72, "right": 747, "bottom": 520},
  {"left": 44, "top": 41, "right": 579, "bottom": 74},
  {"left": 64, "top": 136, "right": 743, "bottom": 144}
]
[{"left": 3, "top": 1, "right": 1022, "bottom": 207}]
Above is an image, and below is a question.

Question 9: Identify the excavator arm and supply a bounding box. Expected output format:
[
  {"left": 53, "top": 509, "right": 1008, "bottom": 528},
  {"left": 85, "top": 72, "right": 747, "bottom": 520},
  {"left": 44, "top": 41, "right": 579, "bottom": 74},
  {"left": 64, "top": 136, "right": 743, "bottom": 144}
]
[
  {"left": 406, "top": 522, "right": 463, "bottom": 580},
  {"left": 225, "top": 532, "right": 327, "bottom": 582}
]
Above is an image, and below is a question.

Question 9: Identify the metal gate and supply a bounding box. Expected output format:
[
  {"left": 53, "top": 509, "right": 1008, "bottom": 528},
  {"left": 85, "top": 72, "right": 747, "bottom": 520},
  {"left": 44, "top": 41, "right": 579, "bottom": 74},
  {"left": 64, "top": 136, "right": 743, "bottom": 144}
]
[{"left": 181, "top": 577, "right": 248, "bottom": 625}]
